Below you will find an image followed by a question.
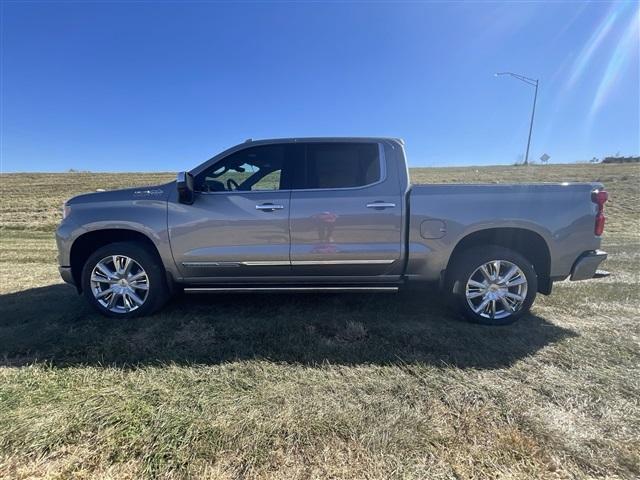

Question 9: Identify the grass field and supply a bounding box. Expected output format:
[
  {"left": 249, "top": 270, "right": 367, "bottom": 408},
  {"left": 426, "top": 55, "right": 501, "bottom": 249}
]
[{"left": 1, "top": 163, "right": 638, "bottom": 479}]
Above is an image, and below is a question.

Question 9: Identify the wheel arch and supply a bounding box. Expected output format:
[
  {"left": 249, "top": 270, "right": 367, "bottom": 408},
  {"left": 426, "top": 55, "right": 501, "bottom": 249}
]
[
  {"left": 70, "top": 229, "right": 164, "bottom": 293},
  {"left": 446, "top": 227, "right": 552, "bottom": 294}
]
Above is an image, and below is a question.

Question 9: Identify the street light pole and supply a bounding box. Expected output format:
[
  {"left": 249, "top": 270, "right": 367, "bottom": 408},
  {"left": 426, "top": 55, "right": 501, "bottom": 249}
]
[{"left": 496, "top": 72, "right": 539, "bottom": 166}]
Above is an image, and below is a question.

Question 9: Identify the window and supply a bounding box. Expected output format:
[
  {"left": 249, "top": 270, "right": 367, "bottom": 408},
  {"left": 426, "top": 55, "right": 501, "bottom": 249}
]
[
  {"left": 298, "top": 143, "right": 381, "bottom": 189},
  {"left": 195, "top": 144, "right": 286, "bottom": 192}
]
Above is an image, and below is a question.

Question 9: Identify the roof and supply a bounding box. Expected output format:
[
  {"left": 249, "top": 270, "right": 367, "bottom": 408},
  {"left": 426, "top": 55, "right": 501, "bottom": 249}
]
[{"left": 242, "top": 137, "right": 404, "bottom": 146}]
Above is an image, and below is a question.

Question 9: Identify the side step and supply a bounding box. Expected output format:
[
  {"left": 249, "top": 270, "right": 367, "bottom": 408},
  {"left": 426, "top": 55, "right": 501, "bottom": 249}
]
[{"left": 184, "top": 286, "right": 399, "bottom": 294}]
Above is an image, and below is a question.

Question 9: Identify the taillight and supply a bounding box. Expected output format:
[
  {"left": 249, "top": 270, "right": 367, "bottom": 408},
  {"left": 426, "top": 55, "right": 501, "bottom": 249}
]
[{"left": 591, "top": 190, "right": 608, "bottom": 236}]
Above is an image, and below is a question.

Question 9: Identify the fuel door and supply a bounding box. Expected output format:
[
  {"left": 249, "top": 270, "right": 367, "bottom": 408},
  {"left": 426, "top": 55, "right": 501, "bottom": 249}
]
[{"left": 420, "top": 219, "right": 447, "bottom": 239}]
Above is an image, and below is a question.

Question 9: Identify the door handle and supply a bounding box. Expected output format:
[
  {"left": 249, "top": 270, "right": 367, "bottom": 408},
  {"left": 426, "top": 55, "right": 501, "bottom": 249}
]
[
  {"left": 366, "top": 202, "right": 396, "bottom": 210},
  {"left": 256, "top": 203, "right": 284, "bottom": 211}
]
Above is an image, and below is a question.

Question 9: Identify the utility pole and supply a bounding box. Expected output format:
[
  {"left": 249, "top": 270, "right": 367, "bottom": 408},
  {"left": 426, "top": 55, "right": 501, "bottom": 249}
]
[{"left": 496, "top": 72, "right": 539, "bottom": 166}]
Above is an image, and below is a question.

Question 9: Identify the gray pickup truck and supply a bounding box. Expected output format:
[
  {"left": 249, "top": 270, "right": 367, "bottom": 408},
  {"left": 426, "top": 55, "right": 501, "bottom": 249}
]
[{"left": 56, "top": 137, "right": 609, "bottom": 325}]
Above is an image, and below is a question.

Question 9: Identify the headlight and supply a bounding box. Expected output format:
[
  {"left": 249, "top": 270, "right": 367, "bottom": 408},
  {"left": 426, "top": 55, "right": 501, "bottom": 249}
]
[{"left": 62, "top": 203, "right": 71, "bottom": 219}]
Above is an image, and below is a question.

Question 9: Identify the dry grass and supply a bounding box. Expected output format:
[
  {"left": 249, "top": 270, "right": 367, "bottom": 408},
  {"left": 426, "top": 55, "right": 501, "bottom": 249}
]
[{"left": 0, "top": 163, "right": 638, "bottom": 479}]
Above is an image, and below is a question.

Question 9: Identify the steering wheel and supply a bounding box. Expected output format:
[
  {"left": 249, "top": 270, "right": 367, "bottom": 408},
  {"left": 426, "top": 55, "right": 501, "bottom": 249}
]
[{"left": 226, "top": 178, "right": 239, "bottom": 191}]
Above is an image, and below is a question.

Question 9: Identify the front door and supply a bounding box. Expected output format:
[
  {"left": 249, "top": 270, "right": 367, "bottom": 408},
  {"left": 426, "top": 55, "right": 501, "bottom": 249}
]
[{"left": 168, "top": 143, "right": 292, "bottom": 280}]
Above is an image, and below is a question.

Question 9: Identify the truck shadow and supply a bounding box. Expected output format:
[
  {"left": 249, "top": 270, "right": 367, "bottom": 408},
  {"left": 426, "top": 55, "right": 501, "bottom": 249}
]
[{"left": 0, "top": 283, "right": 577, "bottom": 369}]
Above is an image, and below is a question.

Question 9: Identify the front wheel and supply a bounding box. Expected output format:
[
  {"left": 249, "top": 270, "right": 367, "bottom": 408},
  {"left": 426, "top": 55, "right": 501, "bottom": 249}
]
[
  {"left": 81, "top": 242, "right": 169, "bottom": 318},
  {"left": 447, "top": 246, "right": 537, "bottom": 325}
]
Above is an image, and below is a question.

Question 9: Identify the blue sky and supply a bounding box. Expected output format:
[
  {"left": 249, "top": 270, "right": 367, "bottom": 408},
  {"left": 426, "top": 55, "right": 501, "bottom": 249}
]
[{"left": 1, "top": 1, "right": 638, "bottom": 172}]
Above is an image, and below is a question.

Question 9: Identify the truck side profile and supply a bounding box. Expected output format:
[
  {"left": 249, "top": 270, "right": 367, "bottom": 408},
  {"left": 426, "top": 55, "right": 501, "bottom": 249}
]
[{"left": 56, "top": 138, "right": 609, "bottom": 325}]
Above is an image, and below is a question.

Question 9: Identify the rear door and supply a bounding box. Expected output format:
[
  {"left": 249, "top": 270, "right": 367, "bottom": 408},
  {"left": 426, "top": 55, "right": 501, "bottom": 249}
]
[{"left": 289, "top": 141, "right": 403, "bottom": 277}]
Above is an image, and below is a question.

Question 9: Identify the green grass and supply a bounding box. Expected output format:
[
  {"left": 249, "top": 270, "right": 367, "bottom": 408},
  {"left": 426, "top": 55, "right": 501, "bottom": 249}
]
[{"left": 0, "top": 163, "right": 639, "bottom": 479}]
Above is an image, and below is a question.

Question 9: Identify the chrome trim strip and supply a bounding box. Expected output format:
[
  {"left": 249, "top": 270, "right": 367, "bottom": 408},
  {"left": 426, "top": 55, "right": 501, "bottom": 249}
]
[
  {"left": 241, "top": 261, "right": 291, "bottom": 266},
  {"left": 182, "top": 262, "right": 241, "bottom": 268},
  {"left": 182, "top": 261, "right": 291, "bottom": 267},
  {"left": 185, "top": 286, "right": 399, "bottom": 293},
  {"left": 183, "top": 259, "right": 395, "bottom": 268},
  {"left": 291, "top": 259, "right": 396, "bottom": 266}
]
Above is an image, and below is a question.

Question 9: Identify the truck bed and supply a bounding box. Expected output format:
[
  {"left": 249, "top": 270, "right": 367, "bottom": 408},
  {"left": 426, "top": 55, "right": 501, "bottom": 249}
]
[{"left": 405, "top": 182, "right": 602, "bottom": 281}]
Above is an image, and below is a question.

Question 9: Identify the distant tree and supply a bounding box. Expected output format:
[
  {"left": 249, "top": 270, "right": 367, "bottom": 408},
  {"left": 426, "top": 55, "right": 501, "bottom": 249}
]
[{"left": 602, "top": 156, "right": 640, "bottom": 164}]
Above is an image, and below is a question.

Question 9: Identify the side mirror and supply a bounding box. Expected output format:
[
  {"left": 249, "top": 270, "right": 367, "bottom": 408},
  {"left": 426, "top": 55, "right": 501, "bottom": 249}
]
[{"left": 176, "top": 171, "right": 195, "bottom": 205}]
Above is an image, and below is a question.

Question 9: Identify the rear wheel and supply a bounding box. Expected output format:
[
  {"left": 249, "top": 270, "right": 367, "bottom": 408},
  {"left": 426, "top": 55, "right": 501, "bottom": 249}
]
[
  {"left": 448, "top": 246, "right": 537, "bottom": 325},
  {"left": 81, "top": 242, "right": 169, "bottom": 318}
]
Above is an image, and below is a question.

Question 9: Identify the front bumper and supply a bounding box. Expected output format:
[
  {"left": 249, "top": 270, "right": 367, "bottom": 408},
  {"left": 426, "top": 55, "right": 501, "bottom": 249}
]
[
  {"left": 58, "top": 266, "right": 75, "bottom": 286},
  {"left": 570, "top": 250, "right": 608, "bottom": 281}
]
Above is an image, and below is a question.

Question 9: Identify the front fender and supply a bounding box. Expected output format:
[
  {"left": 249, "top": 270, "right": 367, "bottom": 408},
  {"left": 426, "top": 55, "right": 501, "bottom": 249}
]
[{"left": 55, "top": 198, "right": 179, "bottom": 279}]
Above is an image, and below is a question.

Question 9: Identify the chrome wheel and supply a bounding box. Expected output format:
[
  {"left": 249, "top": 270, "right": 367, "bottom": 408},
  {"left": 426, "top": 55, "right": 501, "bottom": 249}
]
[
  {"left": 465, "top": 260, "right": 528, "bottom": 320},
  {"left": 90, "top": 255, "right": 150, "bottom": 314}
]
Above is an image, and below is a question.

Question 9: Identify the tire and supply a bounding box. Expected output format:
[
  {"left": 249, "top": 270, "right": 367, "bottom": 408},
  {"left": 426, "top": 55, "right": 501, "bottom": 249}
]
[
  {"left": 81, "top": 241, "right": 170, "bottom": 318},
  {"left": 447, "top": 245, "right": 537, "bottom": 325}
]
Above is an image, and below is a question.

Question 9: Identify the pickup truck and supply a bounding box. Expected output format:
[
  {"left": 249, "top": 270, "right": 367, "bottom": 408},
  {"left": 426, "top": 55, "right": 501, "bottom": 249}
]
[{"left": 56, "top": 137, "right": 609, "bottom": 325}]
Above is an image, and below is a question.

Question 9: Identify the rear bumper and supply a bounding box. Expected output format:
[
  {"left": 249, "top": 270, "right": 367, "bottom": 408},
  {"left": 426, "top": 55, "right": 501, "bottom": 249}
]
[
  {"left": 570, "top": 250, "right": 608, "bottom": 281},
  {"left": 58, "top": 266, "right": 75, "bottom": 286}
]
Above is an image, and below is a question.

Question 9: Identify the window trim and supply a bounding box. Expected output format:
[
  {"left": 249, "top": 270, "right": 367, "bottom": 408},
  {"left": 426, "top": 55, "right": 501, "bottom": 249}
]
[
  {"left": 194, "top": 144, "right": 290, "bottom": 195},
  {"left": 292, "top": 142, "right": 386, "bottom": 192},
  {"left": 194, "top": 141, "right": 386, "bottom": 195}
]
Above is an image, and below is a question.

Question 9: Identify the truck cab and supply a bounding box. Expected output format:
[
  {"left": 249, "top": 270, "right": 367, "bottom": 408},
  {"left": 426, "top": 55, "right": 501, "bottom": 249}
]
[{"left": 170, "top": 138, "right": 406, "bottom": 283}]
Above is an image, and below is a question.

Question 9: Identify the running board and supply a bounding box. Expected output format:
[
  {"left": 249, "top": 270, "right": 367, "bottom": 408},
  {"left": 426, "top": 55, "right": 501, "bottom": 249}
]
[{"left": 184, "top": 286, "right": 399, "bottom": 294}]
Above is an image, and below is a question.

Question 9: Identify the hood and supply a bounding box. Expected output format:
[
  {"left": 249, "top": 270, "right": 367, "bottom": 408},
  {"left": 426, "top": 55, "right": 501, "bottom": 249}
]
[{"left": 66, "top": 182, "right": 174, "bottom": 205}]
